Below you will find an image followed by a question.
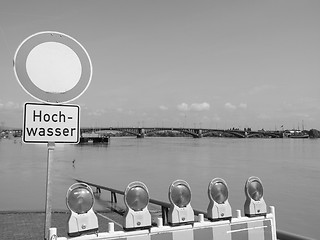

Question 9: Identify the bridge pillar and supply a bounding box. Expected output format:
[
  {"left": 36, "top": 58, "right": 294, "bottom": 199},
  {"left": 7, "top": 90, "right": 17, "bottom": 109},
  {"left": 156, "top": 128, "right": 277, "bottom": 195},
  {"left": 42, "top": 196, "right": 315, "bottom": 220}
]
[
  {"left": 193, "top": 129, "right": 203, "bottom": 138},
  {"left": 137, "top": 128, "right": 145, "bottom": 138}
]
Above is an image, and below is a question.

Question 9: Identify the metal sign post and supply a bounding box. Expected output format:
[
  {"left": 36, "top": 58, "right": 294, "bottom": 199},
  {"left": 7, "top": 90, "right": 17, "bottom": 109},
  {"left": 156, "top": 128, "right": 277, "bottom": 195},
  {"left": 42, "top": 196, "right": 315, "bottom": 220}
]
[
  {"left": 45, "top": 142, "right": 55, "bottom": 239},
  {"left": 14, "top": 31, "right": 92, "bottom": 240}
]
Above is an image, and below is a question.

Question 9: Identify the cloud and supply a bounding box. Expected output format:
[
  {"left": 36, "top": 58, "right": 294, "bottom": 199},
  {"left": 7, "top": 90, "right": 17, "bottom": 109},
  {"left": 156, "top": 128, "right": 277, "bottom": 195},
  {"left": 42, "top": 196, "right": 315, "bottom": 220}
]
[
  {"left": 239, "top": 103, "right": 247, "bottom": 109},
  {"left": 126, "top": 110, "right": 134, "bottom": 115},
  {"left": 212, "top": 115, "right": 221, "bottom": 121},
  {"left": 224, "top": 102, "right": 247, "bottom": 110},
  {"left": 190, "top": 102, "right": 210, "bottom": 111},
  {"left": 257, "top": 113, "right": 272, "bottom": 119},
  {"left": 248, "top": 85, "right": 276, "bottom": 95},
  {"left": 177, "top": 103, "right": 189, "bottom": 111},
  {"left": 159, "top": 105, "right": 168, "bottom": 111},
  {"left": 0, "top": 101, "right": 20, "bottom": 110},
  {"left": 177, "top": 102, "right": 210, "bottom": 111},
  {"left": 224, "top": 102, "right": 236, "bottom": 110},
  {"left": 88, "top": 109, "right": 105, "bottom": 116}
]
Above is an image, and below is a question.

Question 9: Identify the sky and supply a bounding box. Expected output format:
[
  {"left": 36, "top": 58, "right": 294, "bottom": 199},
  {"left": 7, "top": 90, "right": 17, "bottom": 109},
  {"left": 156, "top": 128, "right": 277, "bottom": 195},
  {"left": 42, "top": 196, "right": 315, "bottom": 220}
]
[{"left": 0, "top": 0, "right": 319, "bottom": 130}]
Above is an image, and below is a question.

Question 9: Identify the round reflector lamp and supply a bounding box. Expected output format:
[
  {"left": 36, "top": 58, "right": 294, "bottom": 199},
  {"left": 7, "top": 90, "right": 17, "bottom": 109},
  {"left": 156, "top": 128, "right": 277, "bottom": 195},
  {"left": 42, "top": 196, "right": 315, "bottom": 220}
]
[
  {"left": 125, "top": 183, "right": 149, "bottom": 211},
  {"left": 245, "top": 176, "right": 263, "bottom": 201},
  {"left": 66, "top": 183, "right": 94, "bottom": 214},
  {"left": 244, "top": 176, "right": 267, "bottom": 217},
  {"left": 123, "top": 181, "right": 151, "bottom": 230},
  {"left": 168, "top": 180, "right": 194, "bottom": 225},
  {"left": 208, "top": 178, "right": 229, "bottom": 204},
  {"left": 207, "top": 178, "right": 232, "bottom": 221},
  {"left": 66, "top": 183, "right": 98, "bottom": 237},
  {"left": 169, "top": 180, "right": 191, "bottom": 208}
]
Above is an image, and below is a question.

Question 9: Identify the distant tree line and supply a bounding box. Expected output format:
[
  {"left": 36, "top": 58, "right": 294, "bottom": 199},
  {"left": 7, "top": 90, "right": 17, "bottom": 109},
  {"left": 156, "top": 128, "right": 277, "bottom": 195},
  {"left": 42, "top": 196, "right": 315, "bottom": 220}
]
[{"left": 308, "top": 129, "right": 320, "bottom": 138}]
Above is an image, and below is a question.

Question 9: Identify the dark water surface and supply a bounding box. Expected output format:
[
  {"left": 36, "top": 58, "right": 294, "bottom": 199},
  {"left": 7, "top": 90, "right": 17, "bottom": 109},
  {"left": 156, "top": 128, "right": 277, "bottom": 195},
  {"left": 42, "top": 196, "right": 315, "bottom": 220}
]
[{"left": 0, "top": 137, "right": 319, "bottom": 239}]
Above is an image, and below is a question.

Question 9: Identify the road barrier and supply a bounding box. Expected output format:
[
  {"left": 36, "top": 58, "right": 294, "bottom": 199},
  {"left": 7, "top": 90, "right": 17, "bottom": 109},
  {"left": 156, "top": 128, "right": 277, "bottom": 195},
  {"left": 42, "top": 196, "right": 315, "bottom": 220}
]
[{"left": 47, "top": 178, "right": 314, "bottom": 240}]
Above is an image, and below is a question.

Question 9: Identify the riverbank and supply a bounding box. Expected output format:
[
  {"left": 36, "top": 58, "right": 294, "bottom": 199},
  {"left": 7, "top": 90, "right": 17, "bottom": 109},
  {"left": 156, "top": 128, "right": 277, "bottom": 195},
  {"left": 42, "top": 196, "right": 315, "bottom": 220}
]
[{"left": 0, "top": 210, "right": 123, "bottom": 240}]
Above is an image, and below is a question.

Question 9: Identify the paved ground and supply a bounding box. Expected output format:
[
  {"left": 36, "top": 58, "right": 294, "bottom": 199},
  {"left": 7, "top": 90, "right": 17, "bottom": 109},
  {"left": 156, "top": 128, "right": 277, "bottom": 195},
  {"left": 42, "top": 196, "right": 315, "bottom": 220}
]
[
  {"left": 0, "top": 207, "right": 162, "bottom": 240},
  {"left": 0, "top": 208, "right": 132, "bottom": 240},
  {"left": 0, "top": 188, "right": 164, "bottom": 240},
  {"left": 0, "top": 211, "right": 108, "bottom": 240}
]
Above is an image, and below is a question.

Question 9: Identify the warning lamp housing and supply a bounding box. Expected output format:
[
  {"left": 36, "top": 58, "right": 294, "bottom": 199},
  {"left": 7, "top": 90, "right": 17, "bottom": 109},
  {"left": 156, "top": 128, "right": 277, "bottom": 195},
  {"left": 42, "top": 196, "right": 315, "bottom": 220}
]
[
  {"left": 207, "top": 178, "right": 232, "bottom": 221},
  {"left": 66, "top": 183, "right": 98, "bottom": 237},
  {"left": 123, "top": 181, "right": 151, "bottom": 230},
  {"left": 244, "top": 176, "right": 267, "bottom": 217},
  {"left": 168, "top": 180, "right": 194, "bottom": 226}
]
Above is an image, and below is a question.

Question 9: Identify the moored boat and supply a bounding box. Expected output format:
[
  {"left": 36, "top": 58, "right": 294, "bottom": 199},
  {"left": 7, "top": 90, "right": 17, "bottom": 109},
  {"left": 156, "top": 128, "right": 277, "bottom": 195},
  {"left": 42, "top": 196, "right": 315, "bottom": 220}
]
[
  {"left": 79, "top": 132, "right": 109, "bottom": 143},
  {"left": 283, "top": 130, "right": 309, "bottom": 138}
]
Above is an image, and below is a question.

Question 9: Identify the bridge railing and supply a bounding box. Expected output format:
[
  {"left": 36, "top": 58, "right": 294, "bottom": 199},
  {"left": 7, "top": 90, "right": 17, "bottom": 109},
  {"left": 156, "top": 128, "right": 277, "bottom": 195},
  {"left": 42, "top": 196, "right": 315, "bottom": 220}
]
[{"left": 276, "top": 230, "right": 316, "bottom": 240}]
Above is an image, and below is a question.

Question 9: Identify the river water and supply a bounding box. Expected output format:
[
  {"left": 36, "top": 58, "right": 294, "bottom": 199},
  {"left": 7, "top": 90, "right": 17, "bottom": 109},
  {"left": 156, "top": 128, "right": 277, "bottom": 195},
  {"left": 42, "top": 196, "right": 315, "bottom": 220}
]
[{"left": 0, "top": 137, "right": 319, "bottom": 239}]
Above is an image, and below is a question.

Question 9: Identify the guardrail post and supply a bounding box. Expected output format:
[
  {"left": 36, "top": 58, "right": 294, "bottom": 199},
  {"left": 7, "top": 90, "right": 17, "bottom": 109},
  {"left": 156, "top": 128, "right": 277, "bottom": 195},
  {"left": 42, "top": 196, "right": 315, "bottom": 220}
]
[
  {"left": 49, "top": 228, "right": 57, "bottom": 240},
  {"left": 157, "top": 217, "right": 163, "bottom": 227},
  {"left": 161, "top": 206, "right": 168, "bottom": 225},
  {"left": 107, "top": 222, "right": 114, "bottom": 233},
  {"left": 111, "top": 192, "right": 117, "bottom": 203}
]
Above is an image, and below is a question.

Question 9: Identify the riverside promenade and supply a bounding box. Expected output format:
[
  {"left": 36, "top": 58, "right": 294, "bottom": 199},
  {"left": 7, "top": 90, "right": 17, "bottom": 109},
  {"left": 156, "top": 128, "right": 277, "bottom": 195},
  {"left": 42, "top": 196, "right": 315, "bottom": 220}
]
[
  {"left": 0, "top": 206, "right": 163, "bottom": 240},
  {"left": 0, "top": 210, "right": 125, "bottom": 240}
]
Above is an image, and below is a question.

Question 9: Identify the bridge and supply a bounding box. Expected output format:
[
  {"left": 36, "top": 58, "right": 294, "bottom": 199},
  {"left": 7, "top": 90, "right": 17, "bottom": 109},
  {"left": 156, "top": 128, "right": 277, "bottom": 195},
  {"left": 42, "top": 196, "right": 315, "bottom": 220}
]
[
  {"left": 81, "top": 127, "right": 282, "bottom": 139},
  {"left": 1, "top": 127, "right": 283, "bottom": 139}
]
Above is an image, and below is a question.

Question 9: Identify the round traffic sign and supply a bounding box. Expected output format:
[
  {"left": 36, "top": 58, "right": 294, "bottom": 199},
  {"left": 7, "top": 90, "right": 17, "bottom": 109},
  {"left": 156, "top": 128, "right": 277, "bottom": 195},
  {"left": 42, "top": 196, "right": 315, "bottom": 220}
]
[{"left": 14, "top": 31, "right": 92, "bottom": 103}]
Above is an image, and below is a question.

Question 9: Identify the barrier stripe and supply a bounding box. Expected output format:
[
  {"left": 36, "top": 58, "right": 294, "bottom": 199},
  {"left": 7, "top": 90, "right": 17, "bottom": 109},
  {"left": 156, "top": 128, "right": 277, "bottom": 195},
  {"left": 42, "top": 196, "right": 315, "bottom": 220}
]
[
  {"left": 151, "top": 232, "right": 172, "bottom": 240},
  {"left": 230, "top": 223, "right": 249, "bottom": 240},
  {"left": 93, "top": 219, "right": 273, "bottom": 240},
  {"left": 263, "top": 219, "right": 273, "bottom": 240},
  {"left": 151, "top": 220, "right": 273, "bottom": 240},
  {"left": 213, "top": 224, "right": 232, "bottom": 240},
  {"left": 194, "top": 227, "right": 213, "bottom": 240},
  {"left": 247, "top": 219, "right": 265, "bottom": 239},
  {"left": 128, "top": 235, "right": 150, "bottom": 240},
  {"left": 172, "top": 228, "right": 193, "bottom": 240}
]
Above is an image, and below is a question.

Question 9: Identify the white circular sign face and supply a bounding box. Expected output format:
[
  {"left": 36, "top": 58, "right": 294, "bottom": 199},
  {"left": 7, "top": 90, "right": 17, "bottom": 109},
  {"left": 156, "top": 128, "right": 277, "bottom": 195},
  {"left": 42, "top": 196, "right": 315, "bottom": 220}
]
[
  {"left": 14, "top": 31, "right": 92, "bottom": 103},
  {"left": 26, "top": 42, "right": 82, "bottom": 93}
]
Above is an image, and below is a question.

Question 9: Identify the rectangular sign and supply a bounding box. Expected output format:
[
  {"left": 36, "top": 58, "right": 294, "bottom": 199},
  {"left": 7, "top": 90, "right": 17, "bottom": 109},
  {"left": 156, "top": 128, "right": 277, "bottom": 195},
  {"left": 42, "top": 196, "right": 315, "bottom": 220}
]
[{"left": 23, "top": 102, "right": 80, "bottom": 143}]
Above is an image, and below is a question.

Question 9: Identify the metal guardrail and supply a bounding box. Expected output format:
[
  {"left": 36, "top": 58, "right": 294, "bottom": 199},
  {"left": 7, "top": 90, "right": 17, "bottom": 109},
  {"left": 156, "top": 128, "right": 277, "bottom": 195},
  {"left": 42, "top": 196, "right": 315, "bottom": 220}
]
[
  {"left": 74, "top": 179, "right": 317, "bottom": 240},
  {"left": 276, "top": 230, "right": 317, "bottom": 240}
]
